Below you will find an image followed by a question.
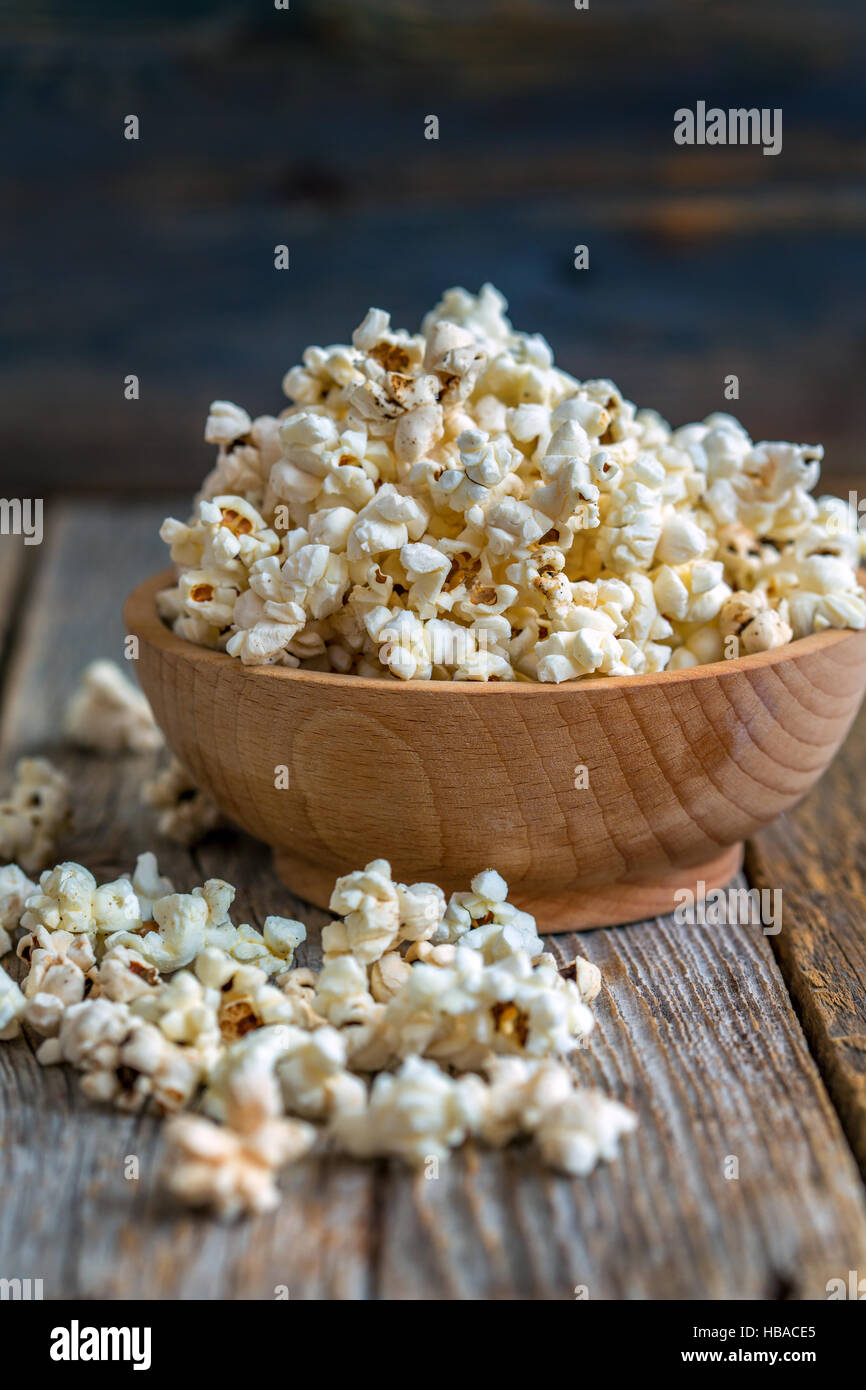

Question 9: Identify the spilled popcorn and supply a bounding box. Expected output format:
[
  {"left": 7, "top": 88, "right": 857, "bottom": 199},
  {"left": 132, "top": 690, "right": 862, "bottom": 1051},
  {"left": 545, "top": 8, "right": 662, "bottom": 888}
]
[
  {"left": 64, "top": 659, "right": 164, "bottom": 754},
  {"left": 157, "top": 283, "right": 865, "bottom": 682},
  {"left": 141, "top": 754, "right": 223, "bottom": 846},
  {"left": 0, "top": 853, "right": 636, "bottom": 1216},
  {"left": 0, "top": 758, "right": 71, "bottom": 873}
]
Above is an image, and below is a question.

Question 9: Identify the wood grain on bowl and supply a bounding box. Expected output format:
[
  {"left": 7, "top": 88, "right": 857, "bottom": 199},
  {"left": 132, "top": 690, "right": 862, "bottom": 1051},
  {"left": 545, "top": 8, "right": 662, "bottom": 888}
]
[{"left": 125, "top": 569, "right": 866, "bottom": 932}]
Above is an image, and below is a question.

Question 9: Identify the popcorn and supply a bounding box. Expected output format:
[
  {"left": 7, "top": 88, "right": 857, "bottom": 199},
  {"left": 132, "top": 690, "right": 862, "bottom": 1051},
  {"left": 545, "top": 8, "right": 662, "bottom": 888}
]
[
  {"left": 210, "top": 960, "right": 299, "bottom": 1040},
  {"left": 161, "top": 495, "right": 279, "bottom": 577},
  {"left": 558, "top": 954, "right": 602, "bottom": 1005},
  {"left": 0, "top": 964, "right": 25, "bottom": 1040},
  {"left": 1, "top": 853, "right": 636, "bottom": 1210},
  {"left": 131, "top": 851, "right": 174, "bottom": 919},
  {"left": 197, "top": 415, "right": 279, "bottom": 513},
  {"left": 534, "top": 1089, "right": 639, "bottom": 1176},
  {"left": 203, "top": 1024, "right": 301, "bottom": 1122},
  {"left": 382, "top": 942, "right": 595, "bottom": 1072},
  {"left": 20, "top": 861, "right": 101, "bottom": 937},
  {"left": 478, "top": 1057, "right": 576, "bottom": 1146},
  {"left": 192, "top": 876, "right": 235, "bottom": 933},
  {"left": 324, "top": 859, "right": 400, "bottom": 965},
  {"left": 63, "top": 660, "right": 164, "bottom": 754},
  {"left": 330, "top": 1055, "right": 487, "bottom": 1166},
  {"left": 716, "top": 522, "right": 766, "bottom": 588},
  {"left": 478, "top": 1056, "right": 637, "bottom": 1176},
  {"left": 131, "top": 967, "right": 222, "bottom": 1062},
  {"left": 54, "top": 998, "right": 202, "bottom": 1111},
  {"left": 106, "top": 891, "right": 207, "bottom": 972},
  {"left": 96, "top": 943, "right": 161, "bottom": 1003},
  {"left": 261, "top": 916, "right": 307, "bottom": 968},
  {"left": 204, "top": 913, "right": 306, "bottom": 977},
  {"left": 369, "top": 950, "right": 412, "bottom": 1002},
  {"left": 0, "top": 863, "right": 36, "bottom": 955},
  {"left": 653, "top": 560, "right": 730, "bottom": 625},
  {"left": 18, "top": 925, "right": 98, "bottom": 1036},
  {"left": 157, "top": 286, "right": 864, "bottom": 682},
  {"left": 17, "top": 856, "right": 300, "bottom": 991},
  {"left": 404, "top": 940, "right": 458, "bottom": 968},
  {"left": 93, "top": 876, "right": 142, "bottom": 934},
  {"left": 277, "top": 1025, "right": 367, "bottom": 1119},
  {"left": 274, "top": 966, "right": 325, "bottom": 1029},
  {"left": 394, "top": 403, "right": 443, "bottom": 464},
  {"left": 0, "top": 758, "right": 70, "bottom": 873},
  {"left": 396, "top": 880, "right": 446, "bottom": 942},
  {"left": 761, "top": 543, "right": 866, "bottom": 640},
  {"left": 165, "top": 1065, "right": 314, "bottom": 1219},
  {"left": 204, "top": 400, "right": 252, "bottom": 446},
  {"left": 313, "top": 954, "right": 389, "bottom": 1069},
  {"left": 141, "top": 755, "right": 222, "bottom": 846},
  {"left": 719, "top": 590, "right": 793, "bottom": 654},
  {"left": 656, "top": 510, "right": 710, "bottom": 566},
  {"left": 437, "top": 868, "right": 540, "bottom": 951},
  {"left": 314, "top": 955, "right": 382, "bottom": 1028}
]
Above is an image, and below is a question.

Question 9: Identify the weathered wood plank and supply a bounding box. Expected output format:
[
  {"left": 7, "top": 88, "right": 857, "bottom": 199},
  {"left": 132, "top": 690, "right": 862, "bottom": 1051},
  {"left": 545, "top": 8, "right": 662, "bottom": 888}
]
[
  {"left": 2, "top": 501, "right": 866, "bottom": 1298},
  {"left": 378, "top": 907, "right": 866, "bottom": 1299},
  {"left": 747, "top": 704, "right": 866, "bottom": 1177},
  {"left": 0, "top": 535, "right": 27, "bottom": 669}
]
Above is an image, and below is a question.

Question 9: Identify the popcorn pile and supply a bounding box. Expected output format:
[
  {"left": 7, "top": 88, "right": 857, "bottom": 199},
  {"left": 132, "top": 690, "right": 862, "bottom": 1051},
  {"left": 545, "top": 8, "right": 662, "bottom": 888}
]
[
  {"left": 0, "top": 854, "right": 636, "bottom": 1216},
  {"left": 158, "top": 284, "right": 865, "bottom": 682}
]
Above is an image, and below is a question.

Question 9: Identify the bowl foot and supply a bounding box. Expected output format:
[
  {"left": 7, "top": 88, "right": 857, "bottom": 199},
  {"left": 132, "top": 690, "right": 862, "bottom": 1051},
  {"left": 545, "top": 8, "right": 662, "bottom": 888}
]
[
  {"left": 508, "top": 844, "right": 745, "bottom": 932},
  {"left": 272, "top": 843, "right": 745, "bottom": 934}
]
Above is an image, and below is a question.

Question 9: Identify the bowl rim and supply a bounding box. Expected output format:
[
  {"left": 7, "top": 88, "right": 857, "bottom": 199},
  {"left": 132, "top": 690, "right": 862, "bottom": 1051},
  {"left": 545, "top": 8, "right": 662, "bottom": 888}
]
[{"left": 125, "top": 568, "right": 866, "bottom": 697}]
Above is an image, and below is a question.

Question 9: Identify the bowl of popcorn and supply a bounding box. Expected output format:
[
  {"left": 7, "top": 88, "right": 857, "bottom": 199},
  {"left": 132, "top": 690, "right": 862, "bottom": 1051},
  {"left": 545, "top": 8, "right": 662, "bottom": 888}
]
[{"left": 125, "top": 285, "right": 866, "bottom": 931}]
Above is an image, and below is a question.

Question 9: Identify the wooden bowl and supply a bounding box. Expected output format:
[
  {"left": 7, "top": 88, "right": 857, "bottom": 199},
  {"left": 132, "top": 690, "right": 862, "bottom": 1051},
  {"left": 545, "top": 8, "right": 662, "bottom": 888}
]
[{"left": 125, "top": 570, "right": 866, "bottom": 932}]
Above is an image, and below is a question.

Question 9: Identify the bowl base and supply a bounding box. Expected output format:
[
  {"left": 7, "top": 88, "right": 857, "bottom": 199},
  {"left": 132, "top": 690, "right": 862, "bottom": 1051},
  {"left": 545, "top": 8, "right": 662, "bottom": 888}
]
[{"left": 272, "top": 843, "right": 744, "bottom": 934}]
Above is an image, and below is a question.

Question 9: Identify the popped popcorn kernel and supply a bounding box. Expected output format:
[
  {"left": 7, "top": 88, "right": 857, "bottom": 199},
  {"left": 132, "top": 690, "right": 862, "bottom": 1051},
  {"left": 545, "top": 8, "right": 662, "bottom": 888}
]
[
  {"left": 330, "top": 1055, "right": 487, "bottom": 1166},
  {"left": 325, "top": 859, "right": 401, "bottom": 965},
  {"left": 19, "top": 926, "right": 98, "bottom": 1036},
  {"left": 165, "top": 1065, "right": 314, "bottom": 1219},
  {"left": 141, "top": 755, "right": 222, "bottom": 847},
  {"left": 0, "top": 863, "right": 37, "bottom": 955},
  {"left": 0, "top": 759, "right": 71, "bottom": 873},
  {"left": 479, "top": 1056, "right": 637, "bottom": 1176},
  {"left": 63, "top": 660, "right": 163, "bottom": 754},
  {"left": 56, "top": 997, "right": 202, "bottom": 1112},
  {"left": 534, "top": 1089, "right": 639, "bottom": 1176},
  {"left": 0, "top": 964, "right": 26, "bottom": 1040}
]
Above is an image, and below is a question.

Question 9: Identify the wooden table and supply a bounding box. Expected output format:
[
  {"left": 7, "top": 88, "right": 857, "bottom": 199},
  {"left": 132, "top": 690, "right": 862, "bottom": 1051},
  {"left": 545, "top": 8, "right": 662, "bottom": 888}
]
[{"left": 2, "top": 499, "right": 866, "bottom": 1300}]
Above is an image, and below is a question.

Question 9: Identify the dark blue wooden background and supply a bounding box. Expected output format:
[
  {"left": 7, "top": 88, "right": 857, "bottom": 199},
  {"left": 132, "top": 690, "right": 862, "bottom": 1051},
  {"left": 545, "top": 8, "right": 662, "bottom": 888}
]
[{"left": 2, "top": 0, "right": 864, "bottom": 495}]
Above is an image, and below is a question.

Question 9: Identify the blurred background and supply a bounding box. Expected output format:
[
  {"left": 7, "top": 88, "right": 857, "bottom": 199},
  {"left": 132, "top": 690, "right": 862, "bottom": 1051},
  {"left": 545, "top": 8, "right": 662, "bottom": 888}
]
[{"left": 1, "top": 0, "right": 864, "bottom": 499}]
